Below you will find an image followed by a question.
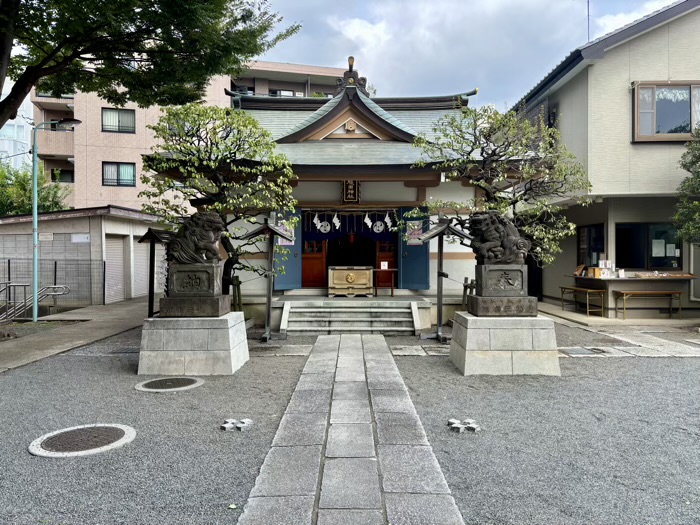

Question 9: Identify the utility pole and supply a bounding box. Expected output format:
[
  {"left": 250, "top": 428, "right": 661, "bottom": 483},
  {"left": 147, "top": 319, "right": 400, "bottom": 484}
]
[{"left": 587, "top": 0, "right": 591, "bottom": 42}]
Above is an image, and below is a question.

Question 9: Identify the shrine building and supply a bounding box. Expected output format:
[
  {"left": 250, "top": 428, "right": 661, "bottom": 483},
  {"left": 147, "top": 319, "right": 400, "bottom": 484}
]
[{"left": 229, "top": 58, "right": 479, "bottom": 299}]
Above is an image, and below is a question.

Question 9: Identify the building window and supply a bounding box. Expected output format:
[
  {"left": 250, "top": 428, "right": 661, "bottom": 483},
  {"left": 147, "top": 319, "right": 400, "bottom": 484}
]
[
  {"left": 102, "top": 162, "right": 136, "bottom": 186},
  {"left": 577, "top": 223, "right": 605, "bottom": 266},
  {"left": 51, "top": 169, "right": 74, "bottom": 183},
  {"left": 269, "top": 89, "right": 294, "bottom": 97},
  {"left": 102, "top": 108, "right": 136, "bottom": 133},
  {"left": 634, "top": 83, "right": 700, "bottom": 141},
  {"left": 615, "top": 223, "right": 681, "bottom": 270}
]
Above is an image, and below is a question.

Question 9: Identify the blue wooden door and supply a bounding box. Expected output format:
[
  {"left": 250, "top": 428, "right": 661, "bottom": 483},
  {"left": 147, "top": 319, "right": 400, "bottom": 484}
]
[
  {"left": 274, "top": 211, "right": 302, "bottom": 291},
  {"left": 398, "top": 207, "right": 429, "bottom": 289}
]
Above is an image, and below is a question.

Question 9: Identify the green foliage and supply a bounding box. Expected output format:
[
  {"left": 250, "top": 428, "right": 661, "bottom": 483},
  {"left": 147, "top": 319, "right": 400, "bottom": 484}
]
[
  {"left": 413, "top": 104, "right": 589, "bottom": 265},
  {"left": 140, "top": 103, "right": 298, "bottom": 276},
  {"left": 674, "top": 126, "right": 700, "bottom": 243},
  {"left": 0, "top": 0, "right": 299, "bottom": 126},
  {"left": 0, "top": 163, "right": 70, "bottom": 216}
]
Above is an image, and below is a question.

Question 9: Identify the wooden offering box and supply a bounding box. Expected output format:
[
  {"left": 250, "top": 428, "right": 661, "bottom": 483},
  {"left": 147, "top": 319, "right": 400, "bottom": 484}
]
[{"left": 328, "top": 266, "right": 373, "bottom": 297}]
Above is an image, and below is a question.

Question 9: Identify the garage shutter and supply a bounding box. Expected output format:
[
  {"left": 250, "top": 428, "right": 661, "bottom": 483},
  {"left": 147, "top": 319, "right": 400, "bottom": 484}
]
[
  {"left": 133, "top": 241, "right": 150, "bottom": 297},
  {"left": 105, "top": 236, "right": 125, "bottom": 304}
]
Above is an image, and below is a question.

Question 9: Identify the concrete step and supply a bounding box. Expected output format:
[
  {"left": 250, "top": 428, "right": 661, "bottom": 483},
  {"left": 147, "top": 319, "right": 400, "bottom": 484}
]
[
  {"left": 289, "top": 307, "right": 411, "bottom": 313},
  {"left": 288, "top": 319, "right": 414, "bottom": 329},
  {"left": 285, "top": 326, "right": 416, "bottom": 335},
  {"left": 288, "top": 311, "right": 412, "bottom": 319},
  {"left": 289, "top": 317, "right": 413, "bottom": 323}
]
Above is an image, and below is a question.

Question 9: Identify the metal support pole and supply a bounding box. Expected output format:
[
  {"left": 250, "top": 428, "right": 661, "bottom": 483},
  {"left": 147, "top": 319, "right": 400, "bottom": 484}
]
[
  {"left": 262, "top": 234, "right": 275, "bottom": 342},
  {"left": 31, "top": 126, "right": 39, "bottom": 322},
  {"left": 148, "top": 241, "right": 156, "bottom": 317},
  {"left": 436, "top": 233, "right": 446, "bottom": 343}
]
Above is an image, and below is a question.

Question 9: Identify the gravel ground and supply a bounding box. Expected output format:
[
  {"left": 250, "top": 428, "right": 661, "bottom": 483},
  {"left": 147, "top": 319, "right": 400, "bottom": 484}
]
[
  {"left": 0, "top": 328, "right": 305, "bottom": 525},
  {"left": 396, "top": 355, "right": 700, "bottom": 525}
]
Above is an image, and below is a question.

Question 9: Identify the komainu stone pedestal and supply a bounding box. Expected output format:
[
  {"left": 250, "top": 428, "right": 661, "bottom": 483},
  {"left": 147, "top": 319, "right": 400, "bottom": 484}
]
[
  {"left": 450, "top": 312, "right": 560, "bottom": 376},
  {"left": 138, "top": 312, "right": 249, "bottom": 375}
]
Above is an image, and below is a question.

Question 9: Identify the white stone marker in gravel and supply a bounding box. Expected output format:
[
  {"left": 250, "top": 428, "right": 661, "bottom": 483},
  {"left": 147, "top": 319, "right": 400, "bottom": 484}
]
[{"left": 237, "top": 333, "right": 464, "bottom": 525}]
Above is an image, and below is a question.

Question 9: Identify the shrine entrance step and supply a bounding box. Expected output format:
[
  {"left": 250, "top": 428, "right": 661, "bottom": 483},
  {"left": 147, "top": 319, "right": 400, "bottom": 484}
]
[{"left": 280, "top": 300, "right": 419, "bottom": 336}]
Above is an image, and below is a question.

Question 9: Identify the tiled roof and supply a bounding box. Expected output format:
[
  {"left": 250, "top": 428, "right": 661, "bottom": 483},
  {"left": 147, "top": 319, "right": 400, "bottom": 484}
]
[{"left": 275, "top": 140, "right": 427, "bottom": 166}]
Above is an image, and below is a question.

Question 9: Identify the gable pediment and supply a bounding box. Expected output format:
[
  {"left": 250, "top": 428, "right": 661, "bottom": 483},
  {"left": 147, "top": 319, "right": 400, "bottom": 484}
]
[
  {"left": 306, "top": 108, "right": 392, "bottom": 141},
  {"left": 277, "top": 86, "right": 416, "bottom": 144}
]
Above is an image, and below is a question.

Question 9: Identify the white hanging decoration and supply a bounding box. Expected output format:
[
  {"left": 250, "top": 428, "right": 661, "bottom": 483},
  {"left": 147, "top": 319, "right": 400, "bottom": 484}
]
[
  {"left": 313, "top": 213, "right": 321, "bottom": 230},
  {"left": 384, "top": 211, "right": 393, "bottom": 229},
  {"left": 333, "top": 213, "right": 341, "bottom": 230},
  {"left": 364, "top": 213, "right": 372, "bottom": 229}
]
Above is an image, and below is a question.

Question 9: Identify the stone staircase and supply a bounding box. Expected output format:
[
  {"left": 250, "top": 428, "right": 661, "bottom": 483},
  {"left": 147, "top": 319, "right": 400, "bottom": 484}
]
[{"left": 280, "top": 300, "right": 421, "bottom": 336}]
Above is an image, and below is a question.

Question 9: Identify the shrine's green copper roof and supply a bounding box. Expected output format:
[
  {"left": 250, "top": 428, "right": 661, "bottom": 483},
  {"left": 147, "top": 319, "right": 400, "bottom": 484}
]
[{"left": 275, "top": 140, "right": 428, "bottom": 166}]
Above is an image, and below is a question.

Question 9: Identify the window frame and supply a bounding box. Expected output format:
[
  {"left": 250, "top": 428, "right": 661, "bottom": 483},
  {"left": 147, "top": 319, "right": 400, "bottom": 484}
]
[
  {"left": 102, "top": 162, "right": 136, "bottom": 187},
  {"left": 615, "top": 222, "right": 682, "bottom": 271},
  {"left": 101, "top": 108, "right": 136, "bottom": 134},
  {"left": 633, "top": 81, "right": 700, "bottom": 142},
  {"left": 51, "top": 169, "right": 74, "bottom": 183}
]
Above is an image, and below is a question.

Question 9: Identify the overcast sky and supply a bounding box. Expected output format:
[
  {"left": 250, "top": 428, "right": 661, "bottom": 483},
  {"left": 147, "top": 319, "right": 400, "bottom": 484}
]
[{"left": 261, "top": 0, "right": 676, "bottom": 108}]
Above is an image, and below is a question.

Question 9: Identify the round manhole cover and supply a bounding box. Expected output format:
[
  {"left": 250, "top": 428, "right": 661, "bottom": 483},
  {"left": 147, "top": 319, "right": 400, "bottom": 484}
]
[
  {"left": 134, "top": 377, "right": 203, "bottom": 392},
  {"left": 29, "top": 424, "right": 136, "bottom": 458}
]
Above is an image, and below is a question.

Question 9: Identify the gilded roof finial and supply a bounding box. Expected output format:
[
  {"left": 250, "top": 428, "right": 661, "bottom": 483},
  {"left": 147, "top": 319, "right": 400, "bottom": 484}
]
[{"left": 348, "top": 56, "right": 354, "bottom": 72}]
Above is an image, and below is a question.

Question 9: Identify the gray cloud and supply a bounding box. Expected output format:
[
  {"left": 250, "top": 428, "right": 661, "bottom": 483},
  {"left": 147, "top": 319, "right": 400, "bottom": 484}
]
[{"left": 263, "top": 0, "right": 672, "bottom": 107}]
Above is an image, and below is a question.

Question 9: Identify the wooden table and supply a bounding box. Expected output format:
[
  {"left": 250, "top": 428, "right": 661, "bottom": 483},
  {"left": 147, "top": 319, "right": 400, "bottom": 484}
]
[{"left": 373, "top": 268, "right": 398, "bottom": 296}]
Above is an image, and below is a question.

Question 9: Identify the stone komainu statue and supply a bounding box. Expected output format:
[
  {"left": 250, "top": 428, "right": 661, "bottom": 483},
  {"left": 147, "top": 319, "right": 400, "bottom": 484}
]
[
  {"left": 469, "top": 211, "right": 531, "bottom": 265},
  {"left": 167, "top": 212, "right": 226, "bottom": 264}
]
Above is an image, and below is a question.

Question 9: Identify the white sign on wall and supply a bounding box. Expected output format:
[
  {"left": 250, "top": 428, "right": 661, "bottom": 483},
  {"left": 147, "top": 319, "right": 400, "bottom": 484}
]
[
  {"left": 71, "top": 233, "right": 91, "bottom": 243},
  {"left": 38, "top": 233, "right": 53, "bottom": 241}
]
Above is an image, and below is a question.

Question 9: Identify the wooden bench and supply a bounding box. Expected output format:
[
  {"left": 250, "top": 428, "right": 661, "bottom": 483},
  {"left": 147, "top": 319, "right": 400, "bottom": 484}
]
[
  {"left": 560, "top": 286, "right": 605, "bottom": 317},
  {"left": 613, "top": 290, "right": 682, "bottom": 320}
]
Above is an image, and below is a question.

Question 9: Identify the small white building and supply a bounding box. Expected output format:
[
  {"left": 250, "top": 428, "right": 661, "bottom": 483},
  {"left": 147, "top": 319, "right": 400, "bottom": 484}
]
[{"left": 0, "top": 206, "right": 164, "bottom": 313}]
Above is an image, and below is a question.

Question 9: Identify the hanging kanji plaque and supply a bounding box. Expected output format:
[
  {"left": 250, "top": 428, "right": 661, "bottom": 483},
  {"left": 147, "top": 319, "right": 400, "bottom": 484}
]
[{"left": 341, "top": 180, "right": 361, "bottom": 204}]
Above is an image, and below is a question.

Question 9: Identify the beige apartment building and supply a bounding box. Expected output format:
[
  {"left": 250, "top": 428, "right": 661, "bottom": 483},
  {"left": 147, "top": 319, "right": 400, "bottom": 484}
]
[{"left": 30, "top": 61, "right": 345, "bottom": 211}]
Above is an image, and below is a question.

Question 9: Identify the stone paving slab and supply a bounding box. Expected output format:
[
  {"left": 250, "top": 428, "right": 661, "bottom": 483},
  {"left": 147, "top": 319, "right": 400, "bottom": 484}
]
[
  {"left": 272, "top": 413, "right": 328, "bottom": 447},
  {"left": 332, "top": 382, "right": 368, "bottom": 400},
  {"left": 285, "top": 389, "right": 332, "bottom": 413},
  {"left": 337, "top": 357, "right": 364, "bottom": 368},
  {"left": 370, "top": 390, "right": 417, "bottom": 414},
  {"left": 295, "top": 372, "right": 335, "bottom": 390},
  {"left": 319, "top": 458, "right": 381, "bottom": 509},
  {"left": 375, "top": 412, "right": 428, "bottom": 445},
  {"left": 326, "top": 423, "right": 375, "bottom": 458},
  {"left": 390, "top": 346, "right": 427, "bottom": 356},
  {"left": 238, "top": 496, "right": 314, "bottom": 525},
  {"left": 317, "top": 509, "right": 384, "bottom": 525},
  {"left": 330, "top": 398, "right": 371, "bottom": 423},
  {"left": 249, "top": 446, "right": 322, "bottom": 497},
  {"left": 367, "top": 378, "right": 407, "bottom": 390},
  {"left": 302, "top": 361, "right": 337, "bottom": 373},
  {"left": 335, "top": 367, "right": 366, "bottom": 382},
  {"left": 378, "top": 445, "right": 450, "bottom": 494},
  {"left": 385, "top": 493, "right": 465, "bottom": 525}
]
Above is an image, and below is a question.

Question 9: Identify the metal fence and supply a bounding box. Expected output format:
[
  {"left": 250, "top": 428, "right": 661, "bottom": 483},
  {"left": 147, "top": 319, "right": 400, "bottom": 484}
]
[{"left": 0, "top": 259, "right": 105, "bottom": 307}]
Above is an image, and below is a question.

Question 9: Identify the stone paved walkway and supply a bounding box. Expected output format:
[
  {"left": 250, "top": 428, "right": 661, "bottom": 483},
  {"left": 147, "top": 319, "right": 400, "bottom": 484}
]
[{"left": 237, "top": 334, "right": 464, "bottom": 525}]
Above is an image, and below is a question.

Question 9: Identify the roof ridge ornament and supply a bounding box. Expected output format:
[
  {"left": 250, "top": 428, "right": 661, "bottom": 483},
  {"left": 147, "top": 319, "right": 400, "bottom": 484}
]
[{"left": 335, "top": 55, "right": 369, "bottom": 97}]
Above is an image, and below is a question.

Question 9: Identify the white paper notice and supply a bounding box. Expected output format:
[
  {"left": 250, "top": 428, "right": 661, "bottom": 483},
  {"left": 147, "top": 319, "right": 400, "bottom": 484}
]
[
  {"left": 652, "top": 239, "right": 665, "bottom": 257},
  {"left": 666, "top": 244, "right": 676, "bottom": 257}
]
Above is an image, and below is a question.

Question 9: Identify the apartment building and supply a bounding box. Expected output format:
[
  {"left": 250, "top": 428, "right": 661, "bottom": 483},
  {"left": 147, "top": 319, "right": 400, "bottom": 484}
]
[
  {"left": 30, "top": 61, "right": 345, "bottom": 211},
  {"left": 0, "top": 80, "right": 32, "bottom": 169},
  {"left": 516, "top": 0, "right": 700, "bottom": 317}
]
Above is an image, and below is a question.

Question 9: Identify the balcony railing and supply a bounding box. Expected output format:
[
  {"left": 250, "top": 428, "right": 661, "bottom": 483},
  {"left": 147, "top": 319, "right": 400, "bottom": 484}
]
[{"left": 35, "top": 131, "right": 74, "bottom": 158}]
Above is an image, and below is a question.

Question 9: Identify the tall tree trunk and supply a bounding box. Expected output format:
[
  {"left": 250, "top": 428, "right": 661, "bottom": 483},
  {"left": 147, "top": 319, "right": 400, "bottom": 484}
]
[{"left": 0, "top": 0, "right": 21, "bottom": 95}]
